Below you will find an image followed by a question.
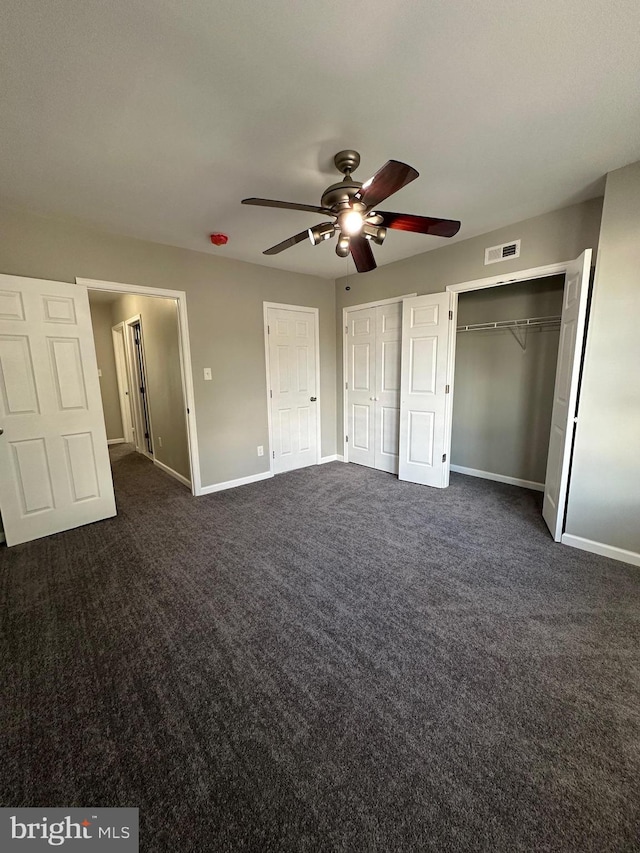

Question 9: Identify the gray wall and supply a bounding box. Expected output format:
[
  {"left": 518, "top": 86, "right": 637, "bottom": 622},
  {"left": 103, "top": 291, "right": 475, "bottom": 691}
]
[
  {"left": 565, "top": 161, "right": 640, "bottom": 554},
  {"left": 0, "top": 207, "right": 337, "bottom": 489},
  {"left": 335, "top": 197, "right": 603, "bottom": 449},
  {"left": 110, "top": 293, "right": 190, "bottom": 481},
  {"left": 451, "top": 277, "right": 564, "bottom": 483},
  {"left": 89, "top": 298, "right": 123, "bottom": 441}
]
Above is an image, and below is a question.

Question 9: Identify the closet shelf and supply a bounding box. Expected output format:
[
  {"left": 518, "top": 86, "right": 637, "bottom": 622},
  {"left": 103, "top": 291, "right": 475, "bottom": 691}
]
[
  {"left": 456, "top": 315, "right": 561, "bottom": 333},
  {"left": 456, "top": 315, "right": 561, "bottom": 351}
]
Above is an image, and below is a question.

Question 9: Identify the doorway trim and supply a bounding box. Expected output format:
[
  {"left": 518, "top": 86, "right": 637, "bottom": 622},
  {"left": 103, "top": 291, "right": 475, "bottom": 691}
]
[
  {"left": 77, "top": 277, "right": 201, "bottom": 495},
  {"left": 342, "top": 293, "right": 417, "bottom": 463},
  {"left": 263, "top": 302, "right": 321, "bottom": 475}
]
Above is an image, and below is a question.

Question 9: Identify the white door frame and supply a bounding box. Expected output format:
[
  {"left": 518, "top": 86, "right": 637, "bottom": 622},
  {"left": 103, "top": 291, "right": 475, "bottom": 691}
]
[
  {"left": 77, "top": 277, "right": 201, "bottom": 495},
  {"left": 263, "top": 302, "right": 321, "bottom": 475},
  {"left": 444, "top": 256, "right": 590, "bottom": 508},
  {"left": 123, "top": 314, "right": 154, "bottom": 459},
  {"left": 111, "top": 321, "right": 134, "bottom": 444},
  {"left": 342, "top": 293, "right": 417, "bottom": 462}
]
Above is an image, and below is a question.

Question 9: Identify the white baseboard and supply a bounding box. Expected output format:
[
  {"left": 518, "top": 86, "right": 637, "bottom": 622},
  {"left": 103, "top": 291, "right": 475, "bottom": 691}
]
[
  {"left": 319, "top": 454, "right": 344, "bottom": 464},
  {"left": 107, "top": 438, "right": 126, "bottom": 445},
  {"left": 199, "top": 470, "right": 273, "bottom": 496},
  {"left": 561, "top": 533, "right": 640, "bottom": 567},
  {"left": 154, "top": 458, "right": 191, "bottom": 488},
  {"left": 449, "top": 464, "right": 544, "bottom": 492}
]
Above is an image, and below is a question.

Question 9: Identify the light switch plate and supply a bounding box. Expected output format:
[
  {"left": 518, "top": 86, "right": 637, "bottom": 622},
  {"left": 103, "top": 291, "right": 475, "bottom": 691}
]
[{"left": 203, "top": 367, "right": 212, "bottom": 381}]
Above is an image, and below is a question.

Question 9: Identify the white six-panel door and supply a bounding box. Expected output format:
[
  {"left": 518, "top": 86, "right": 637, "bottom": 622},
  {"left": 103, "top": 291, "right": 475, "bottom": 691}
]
[
  {"left": 374, "top": 302, "right": 402, "bottom": 474},
  {"left": 346, "top": 302, "right": 402, "bottom": 474},
  {"left": 0, "top": 274, "right": 116, "bottom": 546},
  {"left": 542, "top": 249, "right": 592, "bottom": 540},
  {"left": 398, "top": 293, "right": 451, "bottom": 487},
  {"left": 346, "top": 307, "right": 376, "bottom": 468},
  {"left": 266, "top": 305, "right": 319, "bottom": 474}
]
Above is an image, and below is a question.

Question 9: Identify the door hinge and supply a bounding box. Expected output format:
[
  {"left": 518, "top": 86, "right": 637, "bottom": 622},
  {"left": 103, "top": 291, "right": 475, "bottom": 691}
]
[
  {"left": 345, "top": 435, "right": 349, "bottom": 443},
  {"left": 442, "top": 453, "right": 447, "bottom": 462},
  {"left": 272, "top": 451, "right": 275, "bottom": 459},
  {"left": 187, "top": 407, "right": 190, "bottom": 414},
  {"left": 267, "top": 325, "right": 270, "bottom": 334},
  {"left": 345, "top": 325, "right": 348, "bottom": 334},
  {"left": 345, "top": 381, "right": 348, "bottom": 390},
  {"left": 445, "top": 384, "right": 450, "bottom": 393},
  {"left": 270, "top": 389, "right": 272, "bottom": 398},
  {"left": 449, "top": 310, "right": 453, "bottom": 320}
]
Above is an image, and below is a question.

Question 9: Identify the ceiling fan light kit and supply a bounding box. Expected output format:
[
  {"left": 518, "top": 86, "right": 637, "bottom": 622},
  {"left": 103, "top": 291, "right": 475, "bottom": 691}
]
[
  {"left": 362, "top": 223, "right": 386, "bottom": 245},
  {"left": 336, "top": 234, "right": 351, "bottom": 258},
  {"left": 242, "top": 150, "right": 461, "bottom": 273},
  {"left": 308, "top": 222, "right": 335, "bottom": 245}
]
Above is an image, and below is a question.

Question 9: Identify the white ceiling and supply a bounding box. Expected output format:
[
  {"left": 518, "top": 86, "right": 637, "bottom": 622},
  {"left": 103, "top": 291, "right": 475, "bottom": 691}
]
[
  {"left": 87, "top": 289, "right": 121, "bottom": 305},
  {"left": 2, "top": 1, "right": 639, "bottom": 279}
]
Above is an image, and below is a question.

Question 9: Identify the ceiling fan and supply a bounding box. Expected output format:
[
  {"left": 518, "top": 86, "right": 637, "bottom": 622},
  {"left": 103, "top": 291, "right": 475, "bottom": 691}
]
[{"left": 242, "top": 150, "right": 461, "bottom": 273}]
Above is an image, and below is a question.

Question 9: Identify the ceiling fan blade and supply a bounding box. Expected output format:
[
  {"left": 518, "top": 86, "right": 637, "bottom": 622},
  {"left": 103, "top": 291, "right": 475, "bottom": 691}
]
[
  {"left": 355, "top": 160, "right": 419, "bottom": 208},
  {"left": 350, "top": 235, "right": 377, "bottom": 273},
  {"left": 376, "top": 211, "right": 461, "bottom": 238},
  {"left": 242, "top": 197, "right": 331, "bottom": 215},
  {"left": 263, "top": 229, "right": 310, "bottom": 255}
]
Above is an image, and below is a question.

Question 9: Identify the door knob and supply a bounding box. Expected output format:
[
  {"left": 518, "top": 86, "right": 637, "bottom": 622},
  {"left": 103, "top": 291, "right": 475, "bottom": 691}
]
[
  {"left": 310, "top": 396, "right": 317, "bottom": 402},
  {"left": 0, "top": 428, "right": 3, "bottom": 435}
]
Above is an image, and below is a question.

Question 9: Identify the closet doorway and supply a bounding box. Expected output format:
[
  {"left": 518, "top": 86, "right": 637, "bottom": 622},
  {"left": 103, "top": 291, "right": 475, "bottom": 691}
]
[
  {"left": 451, "top": 277, "right": 564, "bottom": 490},
  {"left": 445, "top": 250, "right": 592, "bottom": 541},
  {"left": 343, "top": 294, "right": 415, "bottom": 474}
]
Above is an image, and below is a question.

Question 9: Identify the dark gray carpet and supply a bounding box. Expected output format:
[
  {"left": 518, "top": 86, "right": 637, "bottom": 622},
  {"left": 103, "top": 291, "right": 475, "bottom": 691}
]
[{"left": 1, "top": 445, "right": 639, "bottom": 852}]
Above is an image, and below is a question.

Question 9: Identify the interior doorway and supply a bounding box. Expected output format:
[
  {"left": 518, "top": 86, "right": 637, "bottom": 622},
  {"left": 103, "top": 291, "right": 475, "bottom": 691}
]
[
  {"left": 111, "top": 322, "right": 134, "bottom": 446},
  {"left": 86, "top": 282, "right": 197, "bottom": 493},
  {"left": 125, "top": 315, "right": 154, "bottom": 457}
]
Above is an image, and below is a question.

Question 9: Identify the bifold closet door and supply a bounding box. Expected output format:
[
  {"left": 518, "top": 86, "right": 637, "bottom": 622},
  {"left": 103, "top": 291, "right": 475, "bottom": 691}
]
[
  {"left": 398, "top": 292, "right": 451, "bottom": 488},
  {"left": 542, "top": 249, "right": 592, "bottom": 541},
  {"left": 346, "top": 302, "right": 402, "bottom": 473},
  {"left": 374, "top": 302, "right": 402, "bottom": 473}
]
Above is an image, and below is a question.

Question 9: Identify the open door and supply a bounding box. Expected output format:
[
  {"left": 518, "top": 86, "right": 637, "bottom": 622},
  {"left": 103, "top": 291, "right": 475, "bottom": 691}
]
[
  {"left": 0, "top": 274, "right": 116, "bottom": 546},
  {"left": 398, "top": 293, "right": 451, "bottom": 487},
  {"left": 542, "top": 249, "right": 592, "bottom": 541},
  {"left": 112, "top": 322, "right": 135, "bottom": 444}
]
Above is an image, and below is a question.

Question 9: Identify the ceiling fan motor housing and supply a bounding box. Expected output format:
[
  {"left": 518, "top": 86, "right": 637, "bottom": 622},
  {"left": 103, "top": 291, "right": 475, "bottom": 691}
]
[{"left": 320, "top": 179, "right": 364, "bottom": 212}]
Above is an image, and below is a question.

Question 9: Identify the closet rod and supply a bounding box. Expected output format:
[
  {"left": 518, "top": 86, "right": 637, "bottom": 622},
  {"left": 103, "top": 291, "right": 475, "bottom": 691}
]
[{"left": 456, "top": 315, "right": 561, "bottom": 333}]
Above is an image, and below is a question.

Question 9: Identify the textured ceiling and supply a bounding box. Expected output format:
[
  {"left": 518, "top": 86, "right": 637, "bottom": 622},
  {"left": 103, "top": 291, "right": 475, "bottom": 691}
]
[{"left": 2, "top": 0, "right": 640, "bottom": 279}]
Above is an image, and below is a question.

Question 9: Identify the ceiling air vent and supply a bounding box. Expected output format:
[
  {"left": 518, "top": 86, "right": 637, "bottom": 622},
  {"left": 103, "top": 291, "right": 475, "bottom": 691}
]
[{"left": 484, "top": 239, "right": 521, "bottom": 265}]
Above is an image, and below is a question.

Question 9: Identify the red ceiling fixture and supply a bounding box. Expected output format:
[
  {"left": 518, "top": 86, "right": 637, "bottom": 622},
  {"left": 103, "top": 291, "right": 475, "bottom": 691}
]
[{"left": 210, "top": 233, "right": 228, "bottom": 246}]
